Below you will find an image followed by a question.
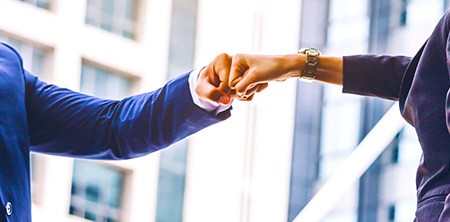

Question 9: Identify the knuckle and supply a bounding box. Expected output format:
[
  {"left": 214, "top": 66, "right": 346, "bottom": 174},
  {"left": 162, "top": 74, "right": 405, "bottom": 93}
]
[
  {"left": 218, "top": 53, "right": 230, "bottom": 60},
  {"left": 233, "top": 53, "right": 244, "bottom": 60}
]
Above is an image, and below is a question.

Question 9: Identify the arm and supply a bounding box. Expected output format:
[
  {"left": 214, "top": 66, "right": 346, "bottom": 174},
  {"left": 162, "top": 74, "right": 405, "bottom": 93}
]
[
  {"left": 229, "top": 53, "right": 412, "bottom": 101},
  {"left": 228, "top": 53, "right": 343, "bottom": 90},
  {"left": 343, "top": 55, "right": 412, "bottom": 100},
  {"left": 26, "top": 58, "right": 233, "bottom": 160}
]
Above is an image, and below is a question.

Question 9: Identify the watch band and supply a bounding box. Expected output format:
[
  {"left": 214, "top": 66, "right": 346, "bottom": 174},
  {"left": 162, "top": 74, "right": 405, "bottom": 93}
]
[{"left": 298, "top": 47, "right": 321, "bottom": 82}]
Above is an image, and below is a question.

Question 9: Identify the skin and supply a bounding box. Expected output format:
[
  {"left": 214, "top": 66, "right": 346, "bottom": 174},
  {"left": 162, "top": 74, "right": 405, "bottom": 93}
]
[
  {"left": 196, "top": 53, "right": 268, "bottom": 105},
  {"left": 227, "top": 53, "right": 344, "bottom": 97}
]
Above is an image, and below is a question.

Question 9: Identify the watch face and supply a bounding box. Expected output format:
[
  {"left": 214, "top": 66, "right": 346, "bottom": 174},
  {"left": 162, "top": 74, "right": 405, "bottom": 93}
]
[
  {"left": 299, "top": 48, "right": 308, "bottom": 54},
  {"left": 298, "top": 48, "right": 321, "bottom": 55},
  {"left": 308, "top": 51, "right": 320, "bottom": 58}
]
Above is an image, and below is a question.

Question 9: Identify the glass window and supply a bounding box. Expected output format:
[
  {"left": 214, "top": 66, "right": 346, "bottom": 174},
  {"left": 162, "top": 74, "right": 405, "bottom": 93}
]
[
  {"left": 388, "top": 205, "right": 396, "bottom": 221},
  {"left": 390, "top": 133, "right": 401, "bottom": 164},
  {"left": 80, "top": 63, "right": 133, "bottom": 100},
  {"left": 85, "top": 0, "right": 138, "bottom": 40},
  {"left": 406, "top": 0, "right": 443, "bottom": 27},
  {"left": 327, "top": 0, "right": 370, "bottom": 47},
  {"left": 16, "top": 0, "right": 51, "bottom": 10},
  {"left": 155, "top": 141, "right": 188, "bottom": 222},
  {"left": 322, "top": 210, "right": 358, "bottom": 222},
  {"left": 72, "top": 64, "right": 132, "bottom": 221},
  {"left": 397, "top": 124, "right": 422, "bottom": 164},
  {"left": 387, "top": 199, "right": 416, "bottom": 222},
  {"left": 30, "top": 153, "right": 45, "bottom": 204},
  {"left": 0, "top": 33, "right": 52, "bottom": 81},
  {"left": 70, "top": 160, "right": 124, "bottom": 222},
  {"left": 0, "top": 34, "right": 51, "bottom": 204},
  {"left": 400, "top": 0, "right": 408, "bottom": 26},
  {"left": 154, "top": 0, "right": 198, "bottom": 220},
  {"left": 318, "top": 85, "right": 362, "bottom": 179}
]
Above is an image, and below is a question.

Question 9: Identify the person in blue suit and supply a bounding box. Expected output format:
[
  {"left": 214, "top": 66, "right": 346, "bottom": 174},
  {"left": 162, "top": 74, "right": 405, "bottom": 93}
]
[
  {"left": 0, "top": 42, "right": 266, "bottom": 221},
  {"left": 228, "top": 10, "right": 450, "bottom": 222}
]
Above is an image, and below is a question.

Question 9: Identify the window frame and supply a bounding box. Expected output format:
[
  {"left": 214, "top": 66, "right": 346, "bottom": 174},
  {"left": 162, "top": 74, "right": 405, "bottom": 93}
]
[
  {"left": 69, "top": 160, "right": 132, "bottom": 222},
  {"left": 84, "top": 0, "right": 142, "bottom": 40}
]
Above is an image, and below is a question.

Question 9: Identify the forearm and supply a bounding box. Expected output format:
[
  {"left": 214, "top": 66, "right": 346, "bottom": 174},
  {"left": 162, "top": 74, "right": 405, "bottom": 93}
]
[
  {"left": 314, "top": 55, "right": 343, "bottom": 85},
  {"left": 229, "top": 53, "right": 342, "bottom": 95},
  {"left": 278, "top": 54, "right": 343, "bottom": 85},
  {"left": 27, "top": 71, "right": 231, "bottom": 159},
  {"left": 342, "top": 55, "right": 411, "bottom": 100},
  {"left": 231, "top": 52, "right": 410, "bottom": 101}
]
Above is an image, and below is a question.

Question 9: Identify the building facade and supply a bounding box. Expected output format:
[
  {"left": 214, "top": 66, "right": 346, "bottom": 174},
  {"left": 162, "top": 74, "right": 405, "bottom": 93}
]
[
  {"left": 1, "top": 0, "right": 446, "bottom": 222},
  {"left": 0, "top": 0, "right": 299, "bottom": 221},
  {"left": 288, "top": 0, "right": 449, "bottom": 222}
]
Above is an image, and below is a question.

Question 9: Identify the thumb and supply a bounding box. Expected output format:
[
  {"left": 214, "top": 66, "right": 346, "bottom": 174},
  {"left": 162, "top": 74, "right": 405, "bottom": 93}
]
[
  {"left": 196, "top": 78, "right": 231, "bottom": 105},
  {"left": 233, "top": 70, "right": 259, "bottom": 95},
  {"left": 229, "top": 54, "right": 248, "bottom": 89}
]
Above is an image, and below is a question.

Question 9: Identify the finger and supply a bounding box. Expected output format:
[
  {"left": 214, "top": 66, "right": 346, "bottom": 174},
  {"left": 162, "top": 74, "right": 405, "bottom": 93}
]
[
  {"left": 229, "top": 54, "right": 249, "bottom": 89},
  {"left": 244, "top": 84, "right": 261, "bottom": 97},
  {"left": 230, "top": 76, "right": 243, "bottom": 88},
  {"left": 239, "top": 83, "right": 267, "bottom": 99},
  {"left": 244, "top": 82, "right": 269, "bottom": 96},
  {"left": 229, "top": 89, "right": 237, "bottom": 98},
  {"left": 246, "top": 94, "right": 255, "bottom": 101},
  {"left": 196, "top": 77, "right": 231, "bottom": 105},
  {"left": 204, "top": 67, "right": 220, "bottom": 87},
  {"left": 214, "top": 54, "right": 232, "bottom": 94},
  {"left": 257, "top": 83, "right": 269, "bottom": 92},
  {"left": 237, "top": 94, "right": 255, "bottom": 102},
  {"left": 234, "top": 71, "right": 261, "bottom": 94}
]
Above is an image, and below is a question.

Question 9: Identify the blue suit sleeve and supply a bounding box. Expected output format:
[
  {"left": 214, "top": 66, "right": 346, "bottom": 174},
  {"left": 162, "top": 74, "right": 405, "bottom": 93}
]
[
  {"left": 342, "top": 55, "right": 412, "bottom": 101},
  {"left": 25, "top": 70, "right": 231, "bottom": 160}
]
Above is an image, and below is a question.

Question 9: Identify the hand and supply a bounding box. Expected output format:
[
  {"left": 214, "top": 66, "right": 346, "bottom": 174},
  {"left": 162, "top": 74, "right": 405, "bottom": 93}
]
[
  {"left": 229, "top": 54, "right": 303, "bottom": 97},
  {"left": 196, "top": 53, "right": 268, "bottom": 104},
  {"left": 195, "top": 53, "right": 234, "bottom": 105}
]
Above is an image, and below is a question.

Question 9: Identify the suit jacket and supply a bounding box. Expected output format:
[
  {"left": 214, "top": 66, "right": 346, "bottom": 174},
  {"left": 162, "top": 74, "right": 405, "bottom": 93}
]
[
  {"left": 343, "top": 11, "right": 450, "bottom": 221},
  {"left": 0, "top": 43, "right": 231, "bottom": 221}
]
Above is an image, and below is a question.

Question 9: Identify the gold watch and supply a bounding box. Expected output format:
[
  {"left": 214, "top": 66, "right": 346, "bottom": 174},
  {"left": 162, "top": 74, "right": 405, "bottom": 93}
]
[{"left": 298, "top": 47, "right": 321, "bottom": 82}]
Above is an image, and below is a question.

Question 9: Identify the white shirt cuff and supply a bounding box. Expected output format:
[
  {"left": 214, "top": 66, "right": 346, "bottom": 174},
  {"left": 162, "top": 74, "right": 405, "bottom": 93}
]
[{"left": 188, "top": 68, "right": 232, "bottom": 115}]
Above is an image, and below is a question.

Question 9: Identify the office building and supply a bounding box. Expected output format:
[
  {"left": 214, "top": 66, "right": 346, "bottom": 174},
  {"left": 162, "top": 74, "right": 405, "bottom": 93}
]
[
  {"left": 0, "top": 0, "right": 445, "bottom": 221},
  {"left": 0, "top": 0, "right": 299, "bottom": 221}
]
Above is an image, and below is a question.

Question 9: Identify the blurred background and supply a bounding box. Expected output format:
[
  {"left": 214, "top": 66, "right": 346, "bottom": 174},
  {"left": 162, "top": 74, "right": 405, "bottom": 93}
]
[{"left": 0, "top": 0, "right": 445, "bottom": 221}]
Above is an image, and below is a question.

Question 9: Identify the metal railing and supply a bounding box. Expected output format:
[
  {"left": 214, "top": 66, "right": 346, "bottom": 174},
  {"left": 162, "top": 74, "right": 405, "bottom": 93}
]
[{"left": 293, "top": 102, "right": 406, "bottom": 222}]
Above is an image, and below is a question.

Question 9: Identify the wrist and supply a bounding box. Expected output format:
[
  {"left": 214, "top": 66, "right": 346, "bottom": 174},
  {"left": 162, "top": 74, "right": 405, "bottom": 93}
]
[
  {"left": 280, "top": 54, "right": 305, "bottom": 79},
  {"left": 298, "top": 48, "right": 321, "bottom": 82},
  {"left": 315, "top": 56, "right": 343, "bottom": 85}
]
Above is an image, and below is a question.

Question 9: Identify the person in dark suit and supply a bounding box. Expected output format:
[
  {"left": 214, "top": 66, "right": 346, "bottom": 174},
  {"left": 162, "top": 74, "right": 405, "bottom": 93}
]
[
  {"left": 0, "top": 42, "right": 265, "bottom": 221},
  {"left": 228, "top": 10, "right": 450, "bottom": 222}
]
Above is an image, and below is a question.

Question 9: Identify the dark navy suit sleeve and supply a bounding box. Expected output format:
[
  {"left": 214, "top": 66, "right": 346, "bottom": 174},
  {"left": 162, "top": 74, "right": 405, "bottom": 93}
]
[
  {"left": 342, "top": 55, "right": 412, "bottom": 100},
  {"left": 25, "top": 70, "right": 231, "bottom": 160}
]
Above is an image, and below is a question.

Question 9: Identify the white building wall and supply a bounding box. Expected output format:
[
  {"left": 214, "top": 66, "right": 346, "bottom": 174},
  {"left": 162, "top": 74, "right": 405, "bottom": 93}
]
[
  {"left": 0, "top": 0, "right": 301, "bottom": 221},
  {"left": 0, "top": 0, "right": 171, "bottom": 221},
  {"left": 185, "top": 0, "right": 300, "bottom": 221}
]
